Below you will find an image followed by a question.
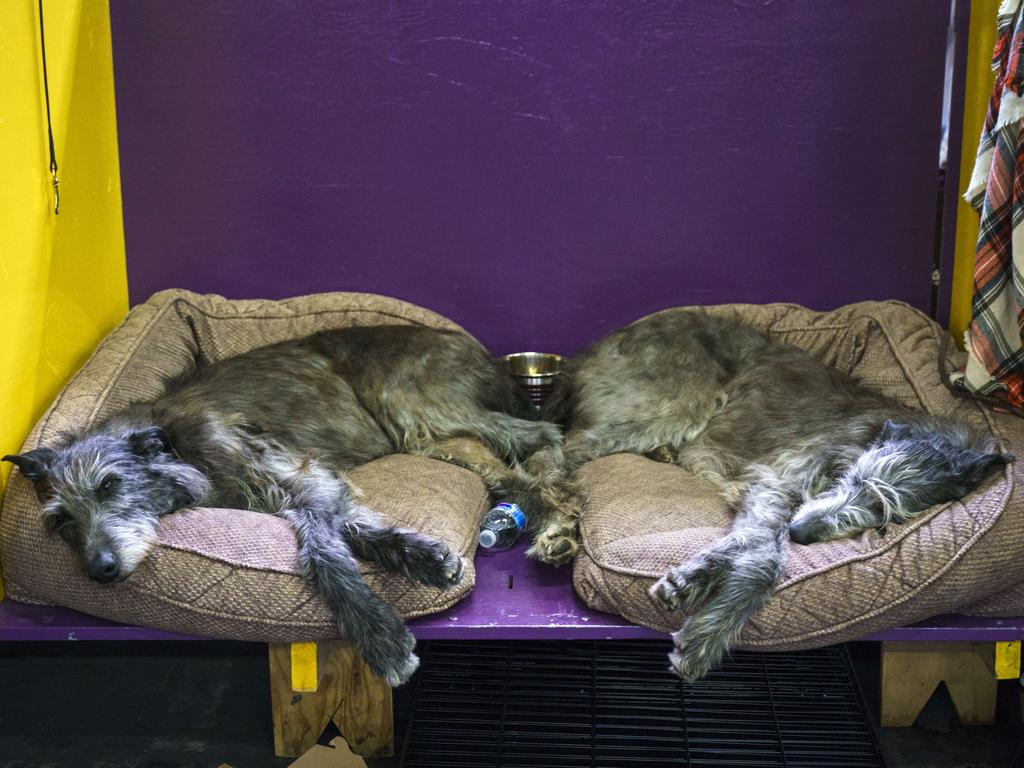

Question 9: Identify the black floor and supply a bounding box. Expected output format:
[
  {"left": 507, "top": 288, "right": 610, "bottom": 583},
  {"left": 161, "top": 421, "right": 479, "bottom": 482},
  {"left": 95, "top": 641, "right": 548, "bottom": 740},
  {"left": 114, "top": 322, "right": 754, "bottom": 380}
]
[{"left": 0, "top": 641, "right": 1019, "bottom": 768}]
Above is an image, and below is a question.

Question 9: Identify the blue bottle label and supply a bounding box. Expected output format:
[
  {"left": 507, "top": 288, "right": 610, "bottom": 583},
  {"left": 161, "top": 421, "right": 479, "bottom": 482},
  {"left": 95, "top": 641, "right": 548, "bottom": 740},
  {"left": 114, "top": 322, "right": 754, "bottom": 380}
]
[{"left": 493, "top": 502, "right": 527, "bottom": 531}]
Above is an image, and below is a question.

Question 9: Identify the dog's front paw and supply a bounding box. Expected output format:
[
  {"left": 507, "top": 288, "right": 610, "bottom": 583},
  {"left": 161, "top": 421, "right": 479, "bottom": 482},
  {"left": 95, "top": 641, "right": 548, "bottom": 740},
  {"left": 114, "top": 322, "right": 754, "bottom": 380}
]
[
  {"left": 364, "top": 628, "right": 420, "bottom": 687},
  {"left": 651, "top": 563, "right": 717, "bottom": 612},
  {"left": 410, "top": 539, "right": 465, "bottom": 589},
  {"left": 526, "top": 523, "right": 579, "bottom": 566},
  {"left": 668, "top": 626, "right": 727, "bottom": 683},
  {"left": 668, "top": 645, "right": 716, "bottom": 683},
  {"left": 651, "top": 573, "right": 686, "bottom": 611},
  {"left": 378, "top": 649, "right": 421, "bottom": 687},
  {"left": 435, "top": 546, "right": 465, "bottom": 588}
]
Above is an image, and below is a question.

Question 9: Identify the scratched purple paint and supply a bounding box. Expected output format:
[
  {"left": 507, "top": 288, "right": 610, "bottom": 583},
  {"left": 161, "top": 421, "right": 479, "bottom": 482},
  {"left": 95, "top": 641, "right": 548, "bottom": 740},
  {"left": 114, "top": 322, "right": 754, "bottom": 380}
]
[{"left": 110, "top": 1, "right": 952, "bottom": 355}]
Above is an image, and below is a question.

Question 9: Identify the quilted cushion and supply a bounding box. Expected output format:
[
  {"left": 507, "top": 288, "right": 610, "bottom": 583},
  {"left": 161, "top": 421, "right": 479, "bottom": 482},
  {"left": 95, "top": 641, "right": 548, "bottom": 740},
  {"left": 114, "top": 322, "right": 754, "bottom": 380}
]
[
  {"left": 572, "top": 301, "right": 1024, "bottom": 649},
  {"left": 963, "top": 582, "right": 1024, "bottom": 617},
  {"left": 0, "top": 289, "right": 489, "bottom": 641}
]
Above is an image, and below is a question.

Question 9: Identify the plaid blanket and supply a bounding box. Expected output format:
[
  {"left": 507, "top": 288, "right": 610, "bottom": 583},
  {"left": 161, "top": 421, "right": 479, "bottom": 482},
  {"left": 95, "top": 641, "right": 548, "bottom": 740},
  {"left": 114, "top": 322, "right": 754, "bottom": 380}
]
[{"left": 960, "top": 0, "right": 1024, "bottom": 407}]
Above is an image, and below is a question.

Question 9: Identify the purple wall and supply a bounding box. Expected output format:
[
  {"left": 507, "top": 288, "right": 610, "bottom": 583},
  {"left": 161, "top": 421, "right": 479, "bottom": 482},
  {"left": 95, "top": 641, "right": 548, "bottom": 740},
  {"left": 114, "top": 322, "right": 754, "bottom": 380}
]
[{"left": 110, "top": 1, "right": 952, "bottom": 355}]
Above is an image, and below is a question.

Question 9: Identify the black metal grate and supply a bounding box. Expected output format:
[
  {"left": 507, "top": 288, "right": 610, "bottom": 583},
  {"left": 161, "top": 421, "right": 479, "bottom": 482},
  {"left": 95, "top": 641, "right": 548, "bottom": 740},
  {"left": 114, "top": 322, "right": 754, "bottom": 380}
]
[{"left": 401, "top": 641, "right": 884, "bottom": 768}]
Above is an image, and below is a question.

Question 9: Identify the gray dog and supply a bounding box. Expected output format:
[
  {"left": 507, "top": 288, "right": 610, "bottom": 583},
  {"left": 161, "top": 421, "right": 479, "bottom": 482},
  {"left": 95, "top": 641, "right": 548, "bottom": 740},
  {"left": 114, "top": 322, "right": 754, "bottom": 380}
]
[
  {"left": 4, "top": 325, "right": 560, "bottom": 686},
  {"left": 537, "top": 310, "right": 1012, "bottom": 680}
]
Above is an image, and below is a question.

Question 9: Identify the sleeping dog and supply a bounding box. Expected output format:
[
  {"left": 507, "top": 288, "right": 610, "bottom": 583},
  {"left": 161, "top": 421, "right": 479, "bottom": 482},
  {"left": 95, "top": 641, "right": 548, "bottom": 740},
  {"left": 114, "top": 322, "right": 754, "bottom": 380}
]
[
  {"left": 4, "top": 325, "right": 560, "bottom": 686},
  {"left": 536, "top": 310, "right": 1012, "bottom": 680}
]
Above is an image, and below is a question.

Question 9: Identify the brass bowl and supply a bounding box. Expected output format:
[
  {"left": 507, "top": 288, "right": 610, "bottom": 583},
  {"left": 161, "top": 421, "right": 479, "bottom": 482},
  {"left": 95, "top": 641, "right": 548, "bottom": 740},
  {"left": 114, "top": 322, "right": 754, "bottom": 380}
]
[{"left": 500, "top": 352, "right": 565, "bottom": 405}]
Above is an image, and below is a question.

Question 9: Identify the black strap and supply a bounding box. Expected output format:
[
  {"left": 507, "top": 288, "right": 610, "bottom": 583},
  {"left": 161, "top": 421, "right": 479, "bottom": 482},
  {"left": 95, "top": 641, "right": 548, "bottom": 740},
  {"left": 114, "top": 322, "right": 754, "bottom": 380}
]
[
  {"left": 38, "top": 0, "right": 59, "bottom": 215},
  {"left": 937, "top": 332, "right": 1024, "bottom": 419}
]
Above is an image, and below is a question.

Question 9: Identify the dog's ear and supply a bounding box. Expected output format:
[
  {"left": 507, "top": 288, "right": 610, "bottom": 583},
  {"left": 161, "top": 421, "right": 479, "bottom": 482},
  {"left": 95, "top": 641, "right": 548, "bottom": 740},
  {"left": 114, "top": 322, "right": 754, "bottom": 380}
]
[
  {"left": 128, "top": 427, "right": 171, "bottom": 459},
  {"left": 953, "top": 449, "right": 1013, "bottom": 488},
  {"left": 3, "top": 448, "right": 57, "bottom": 482}
]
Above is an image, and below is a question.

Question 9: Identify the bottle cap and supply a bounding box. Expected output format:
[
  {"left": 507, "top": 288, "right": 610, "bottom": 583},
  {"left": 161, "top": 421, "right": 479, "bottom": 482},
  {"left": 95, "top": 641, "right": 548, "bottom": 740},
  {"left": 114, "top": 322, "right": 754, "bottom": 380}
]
[{"left": 479, "top": 529, "right": 497, "bottom": 548}]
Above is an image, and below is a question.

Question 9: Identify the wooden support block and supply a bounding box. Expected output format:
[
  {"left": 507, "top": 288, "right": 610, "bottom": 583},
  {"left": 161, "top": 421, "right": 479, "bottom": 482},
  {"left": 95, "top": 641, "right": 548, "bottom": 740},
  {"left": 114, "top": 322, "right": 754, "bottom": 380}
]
[
  {"left": 995, "top": 641, "right": 1021, "bottom": 680},
  {"left": 331, "top": 644, "right": 394, "bottom": 758},
  {"left": 269, "top": 640, "right": 394, "bottom": 758},
  {"left": 880, "top": 641, "right": 997, "bottom": 728}
]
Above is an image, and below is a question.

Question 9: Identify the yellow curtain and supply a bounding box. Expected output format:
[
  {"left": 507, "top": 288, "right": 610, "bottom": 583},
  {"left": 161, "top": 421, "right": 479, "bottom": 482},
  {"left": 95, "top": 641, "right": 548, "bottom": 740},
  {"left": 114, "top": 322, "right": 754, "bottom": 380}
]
[
  {"left": 0, "top": 0, "right": 128, "bottom": 597},
  {"left": 949, "top": 0, "right": 1001, "bottom": 342}
]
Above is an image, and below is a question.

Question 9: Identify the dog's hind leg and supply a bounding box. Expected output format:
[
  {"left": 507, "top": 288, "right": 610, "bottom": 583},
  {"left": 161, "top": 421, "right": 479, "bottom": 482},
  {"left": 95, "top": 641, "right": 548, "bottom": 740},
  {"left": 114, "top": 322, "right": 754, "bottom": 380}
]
[
  {"left": 415, "top": 438, "right": 584, "bottom": 565},
  {"left": 414, "top": 436, "right": 515, "bottom": 478},
  {"left": 431, "top": 436, "right": 584, "bottom": 566},
  {"left": 425, "top": 410, "right": 562, "bottom": 464},
  {"left": 523, "top": 419, "right": 693, "bottom": 566},
  {"left": 521, "top": 444, "right": 585, "bottom": 565},
  {"left": 564, "top": 420, "right": 675, "bottom": 467},
  {"left": 655, "top": 475, "right": 793, "bottom": 681}
]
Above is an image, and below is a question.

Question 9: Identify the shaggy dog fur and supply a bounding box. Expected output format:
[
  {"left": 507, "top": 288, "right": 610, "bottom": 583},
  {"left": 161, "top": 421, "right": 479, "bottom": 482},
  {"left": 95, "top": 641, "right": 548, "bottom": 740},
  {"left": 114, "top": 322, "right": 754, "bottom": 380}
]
[
  {"left": 536, "top": 310, "right": 1013, "bottom": 680},
  {"left": 4, "top": 325, "right": 561, "bottom": 686}
]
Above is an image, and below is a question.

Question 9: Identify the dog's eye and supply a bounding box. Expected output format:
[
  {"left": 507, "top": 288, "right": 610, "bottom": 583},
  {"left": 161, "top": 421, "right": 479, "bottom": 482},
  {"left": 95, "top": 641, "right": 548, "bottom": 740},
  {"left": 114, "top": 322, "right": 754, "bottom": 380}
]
[
  {"left": 97, "top": 476, "right": 120, "bottom": 496},
  {"left": 48, "top": 508, "right": 79, "bottom": 543}
]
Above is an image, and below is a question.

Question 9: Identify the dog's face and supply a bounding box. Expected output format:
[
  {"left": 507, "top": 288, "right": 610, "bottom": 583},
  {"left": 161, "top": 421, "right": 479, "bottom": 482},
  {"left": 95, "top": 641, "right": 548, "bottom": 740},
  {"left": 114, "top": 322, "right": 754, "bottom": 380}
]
[
  {"left": 3, "top": 427, "right": 208, "bottom": 583},
  {"left": 788, "top": 421, "right": 1013, "bottom": 545}
]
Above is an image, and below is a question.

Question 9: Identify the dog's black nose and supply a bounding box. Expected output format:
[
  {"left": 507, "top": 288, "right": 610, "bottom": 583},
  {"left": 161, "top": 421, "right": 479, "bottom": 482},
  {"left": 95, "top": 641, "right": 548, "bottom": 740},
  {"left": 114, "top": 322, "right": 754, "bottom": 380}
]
[
  {"left": 787, "top": 521, "right": 817, "bottom": 546},
  {"left": 87, "top": 551, "right": 119, "bottom": 583}
]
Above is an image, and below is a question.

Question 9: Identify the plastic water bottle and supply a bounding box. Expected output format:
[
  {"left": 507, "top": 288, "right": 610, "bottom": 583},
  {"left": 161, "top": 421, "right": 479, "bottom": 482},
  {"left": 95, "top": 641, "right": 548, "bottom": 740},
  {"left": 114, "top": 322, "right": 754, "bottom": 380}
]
[{"left": 478, "top": 502, "right": 528, "bottom": 550}]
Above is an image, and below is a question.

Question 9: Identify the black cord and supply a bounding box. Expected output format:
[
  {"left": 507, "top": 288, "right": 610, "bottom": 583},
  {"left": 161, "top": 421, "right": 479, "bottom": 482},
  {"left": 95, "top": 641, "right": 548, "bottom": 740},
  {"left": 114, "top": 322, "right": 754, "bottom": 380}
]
[{"left": 38, "top": 0, "right": 59, "bottom": 215}]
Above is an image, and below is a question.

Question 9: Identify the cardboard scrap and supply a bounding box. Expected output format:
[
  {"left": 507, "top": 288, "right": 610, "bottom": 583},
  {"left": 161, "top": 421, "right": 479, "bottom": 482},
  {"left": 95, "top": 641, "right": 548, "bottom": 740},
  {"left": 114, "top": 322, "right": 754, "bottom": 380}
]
[
  {"left": 216, "top": 736, "right": 368, "bottom": 768},
  {"left": 286, "top": 737, "right": 368, "bottom": 768}
]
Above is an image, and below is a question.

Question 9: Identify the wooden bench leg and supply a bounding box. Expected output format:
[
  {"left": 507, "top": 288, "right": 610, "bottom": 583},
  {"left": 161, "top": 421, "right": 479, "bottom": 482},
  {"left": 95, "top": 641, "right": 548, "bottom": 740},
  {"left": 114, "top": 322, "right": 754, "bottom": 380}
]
[
  {"left": 269, "top": 640, "right": 394, "bottom": 758},
  {"left": 880, "top": 641, "right": 997, "bottom": 727}
]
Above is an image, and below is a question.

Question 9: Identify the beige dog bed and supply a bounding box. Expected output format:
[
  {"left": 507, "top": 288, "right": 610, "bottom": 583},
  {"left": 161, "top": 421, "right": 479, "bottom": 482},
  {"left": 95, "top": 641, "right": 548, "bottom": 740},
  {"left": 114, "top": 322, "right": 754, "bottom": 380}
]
[
  {"left": 572, "top": 301, "right": 1024, "bottom": 649},
  {"left": 0, "top": 290, "right": 489, "bottom": 641}
]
